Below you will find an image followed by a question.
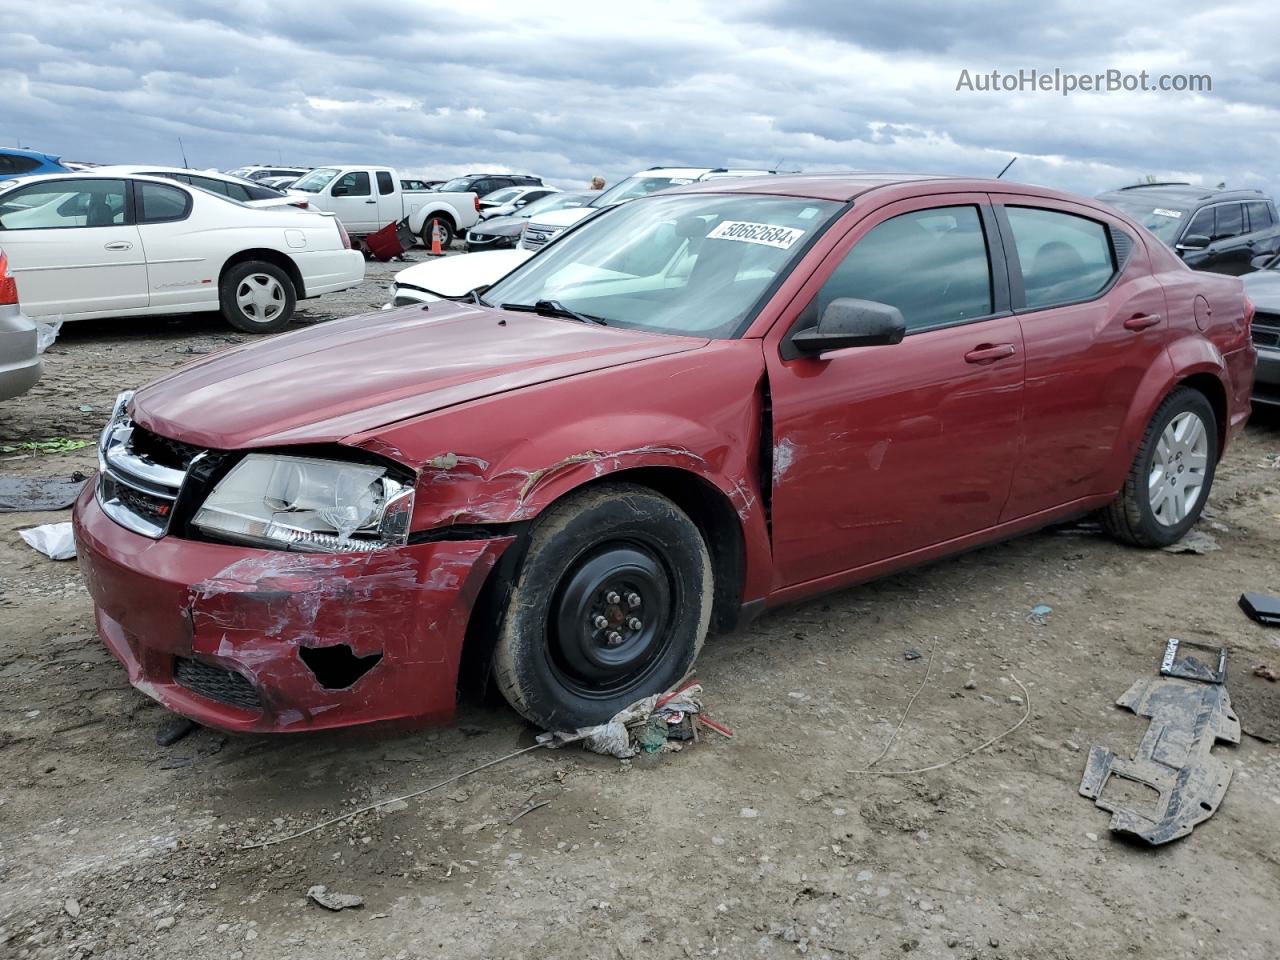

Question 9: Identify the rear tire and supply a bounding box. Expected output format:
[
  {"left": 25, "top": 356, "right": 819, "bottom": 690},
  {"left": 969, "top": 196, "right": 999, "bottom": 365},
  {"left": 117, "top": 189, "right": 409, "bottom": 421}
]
[
  {"left": 493, "top": 483, "right": 713, "bottom": 730},
  {"left": 219, "top": 261, "right": 296, "bottom": 334},
  {"left": 1102, "top": 387, "right": 1218, "bottom": 547},
  {"left": 420, "top": 215, "right": 455, "bottom": 251}
]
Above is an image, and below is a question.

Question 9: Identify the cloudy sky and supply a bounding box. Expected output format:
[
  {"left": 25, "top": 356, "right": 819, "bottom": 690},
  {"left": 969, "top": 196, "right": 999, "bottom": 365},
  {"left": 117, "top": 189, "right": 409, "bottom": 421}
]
[{"left": 4, "top": 0, "right": 1277, "bottom": 196}]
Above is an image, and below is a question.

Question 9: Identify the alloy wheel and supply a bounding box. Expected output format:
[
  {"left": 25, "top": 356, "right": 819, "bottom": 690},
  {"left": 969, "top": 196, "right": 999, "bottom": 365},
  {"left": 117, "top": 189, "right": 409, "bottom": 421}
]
[{"left": 1148, "top": 411, "right": 1209, "bottom": 526}]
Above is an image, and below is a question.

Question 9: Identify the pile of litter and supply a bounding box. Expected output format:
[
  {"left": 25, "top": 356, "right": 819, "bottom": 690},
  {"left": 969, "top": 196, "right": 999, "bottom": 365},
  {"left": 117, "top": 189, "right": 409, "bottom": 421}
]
[{"left": 546, "top": 680, "right": 732, "bottom": 759}]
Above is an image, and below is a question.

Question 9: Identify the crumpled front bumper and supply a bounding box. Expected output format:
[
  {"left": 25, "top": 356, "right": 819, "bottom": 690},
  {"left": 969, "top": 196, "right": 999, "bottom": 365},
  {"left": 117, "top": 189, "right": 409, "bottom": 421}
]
[{"left": 73, "top": 485, "right": 512, "bottom": 734}]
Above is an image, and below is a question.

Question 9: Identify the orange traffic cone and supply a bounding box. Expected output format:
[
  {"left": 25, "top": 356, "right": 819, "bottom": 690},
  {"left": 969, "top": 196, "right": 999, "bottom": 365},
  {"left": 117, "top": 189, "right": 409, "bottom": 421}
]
[{"left": 429, "top": 222, "right": 444, "bottom": 257}]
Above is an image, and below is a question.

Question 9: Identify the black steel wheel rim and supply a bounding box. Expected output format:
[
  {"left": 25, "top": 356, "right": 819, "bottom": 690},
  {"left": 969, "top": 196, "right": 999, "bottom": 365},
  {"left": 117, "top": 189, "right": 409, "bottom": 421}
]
[{"left": 548, "top": 539, "right": 676, "bottom": 700}]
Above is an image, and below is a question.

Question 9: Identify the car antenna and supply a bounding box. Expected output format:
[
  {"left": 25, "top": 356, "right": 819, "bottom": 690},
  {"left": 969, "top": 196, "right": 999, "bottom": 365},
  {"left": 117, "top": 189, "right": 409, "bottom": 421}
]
[
  {"left": 996, "top": 156, "right": 1017, "bottom": 179},
  {"left": 178, "top": 137, "right": 190, "bottom": 169}
]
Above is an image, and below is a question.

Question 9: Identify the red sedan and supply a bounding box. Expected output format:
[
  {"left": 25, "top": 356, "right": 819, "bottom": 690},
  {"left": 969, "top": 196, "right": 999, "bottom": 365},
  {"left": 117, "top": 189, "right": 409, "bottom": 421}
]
[{"left": 73, "top": 174, "right": 1257, "bottom": 734}]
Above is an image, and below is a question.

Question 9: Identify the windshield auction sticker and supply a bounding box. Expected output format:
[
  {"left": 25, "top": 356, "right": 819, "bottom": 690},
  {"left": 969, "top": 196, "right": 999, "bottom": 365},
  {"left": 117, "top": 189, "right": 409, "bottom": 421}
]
[
  {"left": 707, "top": 221, "right": 805, "bottom": 250},
  {"left": 1153, "top": 208, "right": 1183, "bottom": 218}
]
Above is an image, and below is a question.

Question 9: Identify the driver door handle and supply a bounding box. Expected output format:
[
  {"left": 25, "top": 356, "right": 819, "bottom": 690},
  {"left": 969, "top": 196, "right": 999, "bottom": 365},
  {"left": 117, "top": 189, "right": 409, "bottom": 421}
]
[
  {"left": 964, "top": 343, "right": 1016, "bottom": 364},
  {"left": 1123, "top": 313, "right": 1162, "bottom": 331},
  {"left": 104, "top": 241, "right": 133, "bottom": 251},
  {"left": 364, "top": 200, "right": 377, "bottom": 204}
]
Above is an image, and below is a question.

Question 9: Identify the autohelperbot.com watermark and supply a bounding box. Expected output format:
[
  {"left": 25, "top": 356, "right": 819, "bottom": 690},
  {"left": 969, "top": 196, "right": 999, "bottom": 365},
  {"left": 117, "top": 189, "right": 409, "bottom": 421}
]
[{"left": 955, "top": 68, "right": 1212, "bottom": 96}]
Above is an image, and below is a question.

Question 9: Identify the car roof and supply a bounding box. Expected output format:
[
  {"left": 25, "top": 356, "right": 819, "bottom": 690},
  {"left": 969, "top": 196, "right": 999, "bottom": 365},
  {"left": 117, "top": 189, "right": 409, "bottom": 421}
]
[
  {"left": 0, "top": 146, "right": 60, "bottom": 162},
  {"left": 662, "top": 172, "right": 1042, "bottom": 202},
  {"left": 95, "top": 165, "right": 251, "bottom": 181},
  {"left": 1096, "top": 183, "right": 1269, "bottom": 206}
]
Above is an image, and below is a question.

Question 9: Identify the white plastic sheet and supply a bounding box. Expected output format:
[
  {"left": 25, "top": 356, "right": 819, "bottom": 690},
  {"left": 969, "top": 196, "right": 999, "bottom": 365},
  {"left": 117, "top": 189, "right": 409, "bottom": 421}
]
[{"left": 19, "top": 521, "right": 76, "bottom": 560}]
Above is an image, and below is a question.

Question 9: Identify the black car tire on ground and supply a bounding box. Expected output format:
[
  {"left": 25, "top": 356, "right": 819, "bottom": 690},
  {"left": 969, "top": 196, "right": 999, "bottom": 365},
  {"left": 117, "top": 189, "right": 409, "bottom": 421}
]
[
  {"left": 420, "top": 215, "right": 455, "bottom": 251},
  {"left": 493, "top": 482, "right": 714, "bottom": 731},
  {"left": 219, "top": 261, "right": 297, "bottom": 334},
  {"left": 1102, "top": 386, "right": 1219, "bottom": 547}
]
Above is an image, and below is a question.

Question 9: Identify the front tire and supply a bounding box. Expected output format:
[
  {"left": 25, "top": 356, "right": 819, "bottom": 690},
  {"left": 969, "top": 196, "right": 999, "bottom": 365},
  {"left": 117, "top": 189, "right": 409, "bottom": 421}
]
[
  {"left": 219, "top": 261, "right": 296, "bottom": 334},
  {"left": 493, "top": 483, "right": 714, "bottom": 730},
  {"left": 1102, "top": 387, "right": 1218, "bottom": 547}
]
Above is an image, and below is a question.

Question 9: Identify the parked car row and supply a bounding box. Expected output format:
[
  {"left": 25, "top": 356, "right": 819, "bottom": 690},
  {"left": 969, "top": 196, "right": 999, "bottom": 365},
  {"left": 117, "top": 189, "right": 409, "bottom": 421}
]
[{"left": 71, "top": 172, "right": 1258, "bottom": 736}]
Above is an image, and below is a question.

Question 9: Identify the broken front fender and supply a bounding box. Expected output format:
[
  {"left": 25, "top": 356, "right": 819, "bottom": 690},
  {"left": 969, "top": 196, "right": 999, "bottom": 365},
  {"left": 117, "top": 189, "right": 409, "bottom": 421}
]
[{"left": 74, "top": 486, "right": 511, "bottom": 733}]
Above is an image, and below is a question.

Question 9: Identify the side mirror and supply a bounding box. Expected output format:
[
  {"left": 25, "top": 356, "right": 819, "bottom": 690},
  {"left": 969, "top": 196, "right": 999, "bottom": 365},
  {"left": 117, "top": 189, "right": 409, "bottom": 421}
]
[
  {"left": 331, "top": 185, "right": 350, "bottom": 197},
  {"left": 1177, "top": 234, "right": 1211, "bottom": 251},
  {"left": 792, "top": 298, "right": 906, "bottom": 355},
  {"left": 514, "top": 199, "right": 528, "bottom": 208}
]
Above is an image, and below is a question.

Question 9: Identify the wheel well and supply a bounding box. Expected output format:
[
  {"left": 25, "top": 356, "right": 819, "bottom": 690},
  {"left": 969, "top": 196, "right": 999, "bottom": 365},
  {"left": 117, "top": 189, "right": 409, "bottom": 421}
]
[
  {"left": 455, "top": 466, "right": 749, "bottom": 700},
  {"left": 221, "top": 249, "right": 305, "bottom": 300},
  {"left": 423, "top": 209, "right": 457, "bottom": 232},
  {"left": 1177, "top": 372, "right": 1228, "bottom": 452}
]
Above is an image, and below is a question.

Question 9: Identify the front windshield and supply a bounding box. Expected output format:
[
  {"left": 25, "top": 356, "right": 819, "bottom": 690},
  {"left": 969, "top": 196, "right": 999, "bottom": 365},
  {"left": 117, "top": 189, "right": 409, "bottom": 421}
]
[
  {"left": 589, "top": 175, "right": 699, "bottom": 208},
  {"left": 484, "top": 187, "right": 522, "bottom": 203},
  {"left": 439, "top": 177, "right": 473, "bottom": 193},
  {"left": 517, "top": 192, "right": 585, "bottom": 218},
  {"left": 1103, "top": 197, "right": 1188, "bottom": 244},
  {"left": 225, "top": 167, "right": 252, "bottom": 179},
  {"left": 290, "top": 168, "right": 340, "bottom": 193},
  {"left": 485, "top": 193, "right": 839, "bottom": 339}
]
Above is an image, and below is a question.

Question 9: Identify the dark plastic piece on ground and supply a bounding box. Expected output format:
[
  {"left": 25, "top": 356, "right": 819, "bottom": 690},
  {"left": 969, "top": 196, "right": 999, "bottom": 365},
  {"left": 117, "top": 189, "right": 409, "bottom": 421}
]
[
  {"left": 0, "top": 473, "right": 89, "bottom": 512},
  {"left": 1161, "top": 638, "right": 1227, "bottom": 684},
  {"left": 1080, "top": 666, "right": 1240, "bottom": 845},
  {"left": 155, "top": 715, "right": 199, "bottom": 747},
  {"left": 1239, "top": 592, "right": 1280, "bottom": 627}
]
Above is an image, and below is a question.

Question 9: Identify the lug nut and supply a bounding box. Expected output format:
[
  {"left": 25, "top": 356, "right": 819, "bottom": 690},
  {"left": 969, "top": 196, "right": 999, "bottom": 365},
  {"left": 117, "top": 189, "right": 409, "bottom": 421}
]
[
  {"left": 606, "top": 631, "right": 623, "bottom": 646},
  {"left": 626, "top": 592, "right": 642, "bottom": 608},
  {"left": 605, "top": 591, "right": 621, "bottom": 604},
  {"left": 593, "top": 615, "right": 608, "bottom": 629},
  {"left": 627, "top": 617, "right": 642, "bottom": 630}
]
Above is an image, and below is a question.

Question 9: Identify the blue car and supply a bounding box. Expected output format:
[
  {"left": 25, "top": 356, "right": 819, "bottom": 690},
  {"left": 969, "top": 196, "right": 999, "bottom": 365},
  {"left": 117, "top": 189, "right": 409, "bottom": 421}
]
[{"left": 0, "top": 147, "right": 69, "bottom": 184}]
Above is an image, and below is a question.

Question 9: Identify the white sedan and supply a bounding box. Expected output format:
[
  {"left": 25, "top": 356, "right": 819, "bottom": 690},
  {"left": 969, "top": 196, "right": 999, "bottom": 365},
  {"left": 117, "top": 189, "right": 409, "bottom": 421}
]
[
  {"left": 385, "top": 248, "right": 533, "bottom": 307},
  {"left": 0, "top": 173, "right": 365, "bottom": 333}
]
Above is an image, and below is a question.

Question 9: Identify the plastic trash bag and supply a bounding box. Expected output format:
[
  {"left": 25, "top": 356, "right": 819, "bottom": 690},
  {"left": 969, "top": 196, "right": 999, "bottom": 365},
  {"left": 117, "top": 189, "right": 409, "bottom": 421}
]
[
  {"left": 36, "top": 321, "right": 62, "bottom": 354},
  {"left": 19, "top": 521, "right": 76, "bottom": 560}
]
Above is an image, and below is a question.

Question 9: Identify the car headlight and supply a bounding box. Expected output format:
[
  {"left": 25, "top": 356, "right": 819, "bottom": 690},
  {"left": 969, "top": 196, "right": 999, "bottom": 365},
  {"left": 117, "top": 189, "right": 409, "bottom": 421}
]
[{"left": 193, "top": 454, "right": 414, "bottom": 553}]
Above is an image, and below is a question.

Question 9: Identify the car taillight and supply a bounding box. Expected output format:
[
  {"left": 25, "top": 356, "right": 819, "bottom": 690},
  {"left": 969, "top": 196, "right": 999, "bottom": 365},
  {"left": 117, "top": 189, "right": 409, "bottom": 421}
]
[
  {"left": 0, "top": 252, "right": 18, "bottom": 306},
  {"left": 474, "top": 195, "right": 481, "bottom": 212},
  {"left": 289, "top": 200, "right": 312, "bottom": 210},
  {"left": 334, "top": 218, "right": 352, "bottom": 250}
]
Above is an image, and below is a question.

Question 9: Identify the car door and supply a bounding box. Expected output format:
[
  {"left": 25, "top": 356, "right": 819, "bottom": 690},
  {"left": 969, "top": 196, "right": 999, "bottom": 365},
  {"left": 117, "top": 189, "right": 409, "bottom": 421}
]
[
  {"left": 765, "top": 195, "right": 1024, "bottom": 588},
  {"left": 1244, "top": 200, "right": 1280, "bottom": 267},
  {"left": 992, "top": 197, "right": 1169, "bottom": 519},
  {"left": 0, "top": 177, "right": 147, "bottom": 318},
  {"left": 325, "top": 170, "right": 376, "bottom": 233},
  {"left": 132, "top": 180, "right": 219, "bottom": 312},
  {"left": 374, "top": 171, "right": 401, "bottom": 228}
]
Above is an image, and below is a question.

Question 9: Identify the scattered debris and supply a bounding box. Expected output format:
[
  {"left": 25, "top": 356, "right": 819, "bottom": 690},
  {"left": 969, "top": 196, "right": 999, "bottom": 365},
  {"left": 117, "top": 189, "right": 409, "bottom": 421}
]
[
  {"left": 1080, "top": 643, "right": 1238, "bottom": 844},
  {"left": 0, "top": 437, "right": 89, "bottom": 455},
  {"left": 35, "top": 320, "right": 61, "bottom": 353},
  {"left": 155, "top": 916, "right": 175, "bottom": 931},
  {"left": 307, "top": 885, "right": 364, "bottom": 911},
  {"left": 18, "top": 522, "right": 76, "bottom": 560},
  {"left": 155, "top": 716, "right": 199, "bottom": 747},
  {"left": 1239, "top": 592, "right": 1280, "bottom": 627},
  {"left": 1161, "top": 638, "right": 1227, "bottom": 684},
  {"left": 1162, "top": 529, "right": 1219, "bottom": 555},
  {"left": 63, "top": 898, "right": 80, "bottom": 918},
  {"left": 903, "top": 649, "right": 922, "bottom": 661},
  {"left": 1253, "top": 664, "right": 1278, "bottom": 682},
  {"left": 508, "top": 797, "right": 552, "bottom": 825},
  {"left": 0, "top": 473, "right": 89, "bottom": 512},
  {"left": 549, "top": 680, "right": 726, "bottom": 758},
  {"left": 1027, "top": 604, "right": 1053, "bottom": 625}
]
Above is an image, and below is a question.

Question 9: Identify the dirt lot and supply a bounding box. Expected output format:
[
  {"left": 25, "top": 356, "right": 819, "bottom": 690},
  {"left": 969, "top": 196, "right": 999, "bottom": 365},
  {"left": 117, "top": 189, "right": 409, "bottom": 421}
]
[{"left": 2, "top": 254, "right": 1279, "bottom": 959}]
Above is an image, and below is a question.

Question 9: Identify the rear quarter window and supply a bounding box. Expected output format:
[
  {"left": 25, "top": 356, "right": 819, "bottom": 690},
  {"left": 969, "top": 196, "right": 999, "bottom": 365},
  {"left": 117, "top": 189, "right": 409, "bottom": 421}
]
[{"left": 1005, "top": 207, "right": 1115, "bottom": 310}]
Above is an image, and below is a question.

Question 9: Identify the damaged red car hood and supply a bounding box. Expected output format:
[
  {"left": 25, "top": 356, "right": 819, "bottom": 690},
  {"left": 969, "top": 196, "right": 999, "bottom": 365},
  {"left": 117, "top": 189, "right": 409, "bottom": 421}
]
[{"left": 130, "top": 304, "right": 708, "bottom": 451}]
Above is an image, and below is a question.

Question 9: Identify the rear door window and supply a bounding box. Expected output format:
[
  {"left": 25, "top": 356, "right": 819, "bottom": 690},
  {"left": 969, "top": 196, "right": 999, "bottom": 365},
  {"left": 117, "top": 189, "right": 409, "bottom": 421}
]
[
  {"left": 1005, "top": 206, "right": 1115, "bottom": 310},
  {"left": 1245, "top": 201, "right": 1273, "bottom": 232},
  {"left": 137, "top": 181, "right": 192, "bottom": 223},
  {"left": 817, "top": 205, "right": 993, "bottom": 332},
  {"left": 376, "top": 171, "right": 395, "bottom": 195}
]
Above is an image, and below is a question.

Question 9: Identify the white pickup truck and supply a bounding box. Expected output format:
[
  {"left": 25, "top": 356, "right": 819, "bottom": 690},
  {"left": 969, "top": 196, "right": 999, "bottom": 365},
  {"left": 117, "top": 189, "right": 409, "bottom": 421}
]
[{"left": 288, "top": 165, "right": 480, "bottom": 247}]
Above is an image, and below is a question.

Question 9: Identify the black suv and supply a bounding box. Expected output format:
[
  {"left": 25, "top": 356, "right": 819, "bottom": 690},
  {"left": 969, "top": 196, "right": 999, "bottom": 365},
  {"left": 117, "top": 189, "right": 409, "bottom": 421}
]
[
  {"left": 437, "top": 172, "right": 542, "bottom": 197},
  {"left": 1096, "top": 183, "right": 1280, "bottom": 276}
]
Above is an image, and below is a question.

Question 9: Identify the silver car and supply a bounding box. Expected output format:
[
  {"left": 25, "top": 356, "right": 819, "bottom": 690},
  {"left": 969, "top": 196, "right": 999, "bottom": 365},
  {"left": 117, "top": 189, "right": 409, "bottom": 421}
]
[{"left": 0, "top": 251, "right": 41, "bottom": 400}]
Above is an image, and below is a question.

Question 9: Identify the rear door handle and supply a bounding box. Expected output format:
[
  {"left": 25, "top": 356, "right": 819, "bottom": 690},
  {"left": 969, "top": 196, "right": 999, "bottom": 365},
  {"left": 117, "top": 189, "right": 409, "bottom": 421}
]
[
  {"left": 964, "top": 343, "right": 1016, "bottom": 364},
  {"left": 1123, "top": 313, "right": 1162, "bottom": 331},
  {"left": 104, "top": 241, "right": 133, "bottom": 251}
]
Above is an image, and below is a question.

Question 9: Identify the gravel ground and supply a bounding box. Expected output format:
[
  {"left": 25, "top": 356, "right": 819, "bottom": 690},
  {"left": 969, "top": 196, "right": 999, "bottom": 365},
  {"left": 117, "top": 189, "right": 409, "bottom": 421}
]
[{"left": 1, "top": 254, "right": 1279, "bottom": 959}]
